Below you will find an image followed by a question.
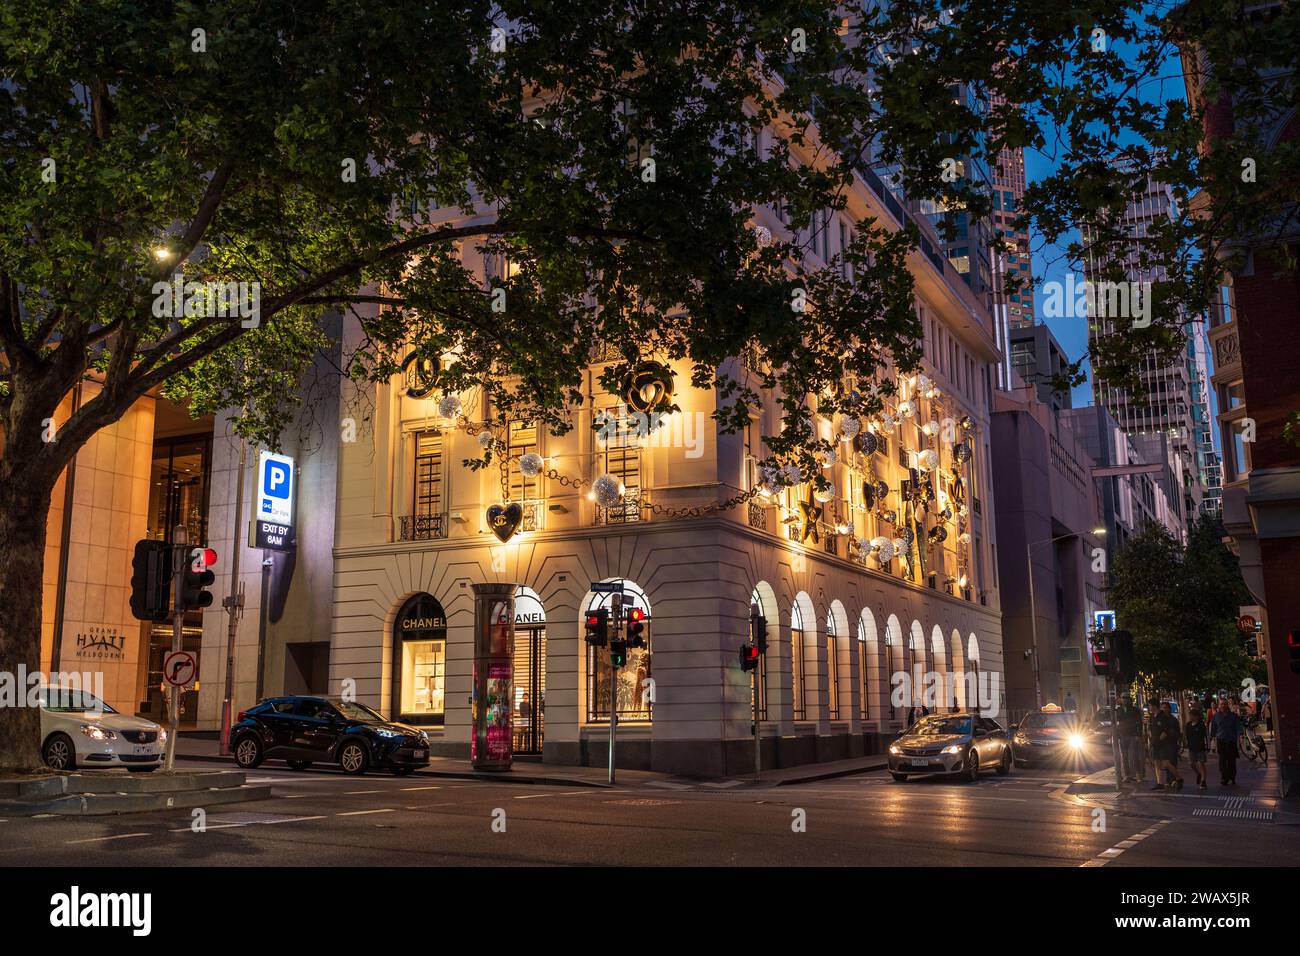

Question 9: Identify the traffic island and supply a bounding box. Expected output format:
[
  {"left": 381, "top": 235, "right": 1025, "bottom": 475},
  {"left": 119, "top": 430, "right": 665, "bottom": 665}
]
[{"left": 0, "top": 769, "right": 271, "bottom": 816}]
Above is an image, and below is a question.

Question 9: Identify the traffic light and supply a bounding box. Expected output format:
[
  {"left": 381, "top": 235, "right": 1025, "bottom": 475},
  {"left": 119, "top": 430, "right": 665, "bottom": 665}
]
[
  {"left": 129, "top": 539, "right": 172, "bottom": 622},
  {"left": 740, "top": 642, "right": 760, "bottom": 671},
  {"left": 1089, "top": 634, "right": 1110, "bottom": 677},
  {"left": 610, "top": 638, "right": 628, "bottom": 669},
  {"left": 180, "top": 547, "right": 217, "bottom": 610},
  {"left": 625, "top": 607, "right": 646, "bottom": 648},
  {"left": 584, "top": 609, "right": 609, "bottom": 648},
  {"left": 1110, "top": 629, "right": 1134, "bottom": 683},
  {"left": 750, "top": 611, "right": 768, "bottom": 655},
  {"left": 1289, "top": 630, "right": 1300, "bottom": 675}
]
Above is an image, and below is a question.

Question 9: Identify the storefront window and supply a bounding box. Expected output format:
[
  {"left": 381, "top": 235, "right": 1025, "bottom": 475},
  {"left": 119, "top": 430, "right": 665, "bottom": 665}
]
[
  {"left": 585, "top": 581, "right": 652, "bottom": 723},
  {"left": 393, "top": 593, "right": 447, "bottom": 725}
]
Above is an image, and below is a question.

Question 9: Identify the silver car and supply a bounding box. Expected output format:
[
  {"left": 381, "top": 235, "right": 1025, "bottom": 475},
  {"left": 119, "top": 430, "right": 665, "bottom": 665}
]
[{"left": 887, "top": 713, "right": 1012, "bottom": 782}]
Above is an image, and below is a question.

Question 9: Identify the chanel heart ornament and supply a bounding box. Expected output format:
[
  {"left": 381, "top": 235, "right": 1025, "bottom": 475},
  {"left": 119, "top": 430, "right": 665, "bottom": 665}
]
[{"left": 486, "top": 503, "right": 523, "bottom": 543}]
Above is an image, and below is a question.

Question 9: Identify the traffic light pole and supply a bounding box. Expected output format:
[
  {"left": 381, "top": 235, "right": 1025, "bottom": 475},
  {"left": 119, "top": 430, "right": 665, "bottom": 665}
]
[
  {"left": 608, "top": 593, "right": 622, "bottom": 785},
  {"left": 164, "top": 524, "right": 188, "bottom": 772}
]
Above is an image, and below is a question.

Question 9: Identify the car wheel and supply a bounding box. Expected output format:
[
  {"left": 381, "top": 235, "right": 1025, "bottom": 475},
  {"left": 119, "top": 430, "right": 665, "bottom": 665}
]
[
  {"left": 286, "top": 760, "right": 312, "bottom": 771},
  {"left": 996, "top": 747, "right": 1012, "bottom": 776},
  {"left": 339, "top": 741, "right": 369, "bottom": 775},
  {"left": 890, "top": 771, "right": 909, "bottom": 782},
  {"left": 963, "top": 750, "right": 979, "bottom": 783},
  {"left": 42, "top": 733, "right": 76, "bottom": 771},
  {"left": 391, "top": 766, "right": 415, "bottom": 777},
  {"left": 233, "top": 735, "right": 264, "bottom": 769}
]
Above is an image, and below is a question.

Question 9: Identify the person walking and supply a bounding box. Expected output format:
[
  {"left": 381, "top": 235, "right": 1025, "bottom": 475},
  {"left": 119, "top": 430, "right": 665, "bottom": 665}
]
[
  {"left": 1185, "top": 706, "right": 1209, "bottom": 790},
  {"left": 1152, "top": 700, "right": 1183, "bottom": 790},
  {"left": 1116, "top": 695, "right": 1144, "bottom": 783},
  {"left": 1210, "top": 698, "right": 1241, "bottom": 786},
  {"left": 1063, "top": 691, "right": 1077, "bottom": 713}
]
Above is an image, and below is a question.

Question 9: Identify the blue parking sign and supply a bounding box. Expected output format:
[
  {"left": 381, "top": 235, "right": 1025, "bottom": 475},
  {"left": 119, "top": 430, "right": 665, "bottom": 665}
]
[{"left": 257, "top": 451, "right": 295, "bottom": 525}]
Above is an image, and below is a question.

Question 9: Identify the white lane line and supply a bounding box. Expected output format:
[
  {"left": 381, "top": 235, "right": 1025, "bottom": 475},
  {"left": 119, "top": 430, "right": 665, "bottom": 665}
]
[
  {"left": 345, "top": 790, "right": 382, "bottom": 795},
  {"left": 65, "top": 833, "right": 149, "bottom": 845},
  {"left": 514, "top": 794, "right": 553, "bottom": 799},
  {"left": 400, "top": 786, "right": 442, "bottom": 792},
  {"left": 337, "top": 808, "right": 396, "bottom": 816},
  {"left": 263, "top": 815, "right": 327, "bottom": 825},
  {"left": 1080, "top": 819, "right": 1172, "bottom": 867},
  {"left": 279, "top": 794, "right": 313, "bottom": 799}
]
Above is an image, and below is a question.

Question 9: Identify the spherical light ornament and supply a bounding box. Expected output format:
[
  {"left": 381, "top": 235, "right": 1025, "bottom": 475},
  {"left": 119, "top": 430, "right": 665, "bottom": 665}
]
[
  {"left": 823, "top": 449, "right": 838, "bottom": 469},
  {"left": 782, "top": 464, "right": 802, "bottom": 485},
  {"left": 953, "top": 442, "right": 973, "bottom": 464},
  {"left": 897, "top": 400, "right": 915, "bottom": 419},
  {"left": 835, "top": 522, "right": 850, "bottom": 536},
  {"left": 592, "top": 474, "right": 623, "bottom": 508},
  {"left": 856, "top": 431, "right": 879, "bottom": 456},
  {"left": 917, "top": 374, "right": 932, "bottom": 394},
  {"left": 519, "top": 452, "right": 544, "bottom": 478},
  {"left": 892, "top": 537, "right": 906, "bottom": 556},
  {"left": 754, "top": 225, "right": 773, "bottom": 247},
  {"left": 814, "top": 484, "right": 834, "bottom": 503},
  {"left": 958, "top": 573, "right": 969, "bottom": 589},
  {"left": 918, "top": 448, "right": 940, "bottom": 471},
  {"left": 840, "top": 416, "right": 861, "bottom": 440},
  {"left": 941, "top": 506, "right": 954, "bottom": 522},
  {"left": 437, "top": 394, "right": 462, "bottom": 420},
  {"left": 958, "top": 532, "right": 972, "bottom": 545},
  {"left": 878, "top": 415, "right": 896, "bottom": 434},
  {"left": 959, "top": 415, "right": 974, "bottom": 431},
  {"left": 477, "top": 430, "right": 494, "bottom": 449},
  {"left": 927, "top": 525, "right": 948, "bottom": 544},
  {"left": 876, "top": 538, "right": 895, "bottom": 561},
  {"left": 923, "top": 419, "right": 940, "bottom": 438}
]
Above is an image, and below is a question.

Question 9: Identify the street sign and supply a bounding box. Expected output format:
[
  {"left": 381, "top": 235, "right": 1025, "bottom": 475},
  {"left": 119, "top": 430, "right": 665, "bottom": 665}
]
[
  {"left": 162, "top": 650, "right": 197, "bottom": 688},
  {"left": 590, "top": 580, "right": 624, "bottom": 594},
  {"left": 1237, "top": 614, "right": 1257, "bottom": 634},
  {"left": 253, "top": 519, "right": 295, "bottom": 551},
  {"left": 256, "top": 451, "right": 295, "bottom": 525},
  {"left": 1092, "top": 610, "right": 1116, "bottom": 633}
]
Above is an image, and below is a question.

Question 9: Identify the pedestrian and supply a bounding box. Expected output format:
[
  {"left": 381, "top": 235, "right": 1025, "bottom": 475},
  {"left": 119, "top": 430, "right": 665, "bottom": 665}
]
[
  {"left": 1115, "top": 695, "right": 1144, "bottom": 783},
  {"left": 1185, "top": 706, "right": 1209, "bottom": 790},
  {"left": 1063, "top": 691, "right": 1077, "bottom": 713},
  {"left": 1152, "top": 700, "right": 1183, "bottom": 791},
  {"left": 1261, "top": 695, "right": 1273, "bottom": 735},
  {"left": 1209, "top": 698, "right": 1241, "bottom": 786}
]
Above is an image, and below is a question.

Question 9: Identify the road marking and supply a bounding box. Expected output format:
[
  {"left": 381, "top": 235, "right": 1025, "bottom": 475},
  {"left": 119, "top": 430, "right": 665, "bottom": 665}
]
[
  {"left": 65, "top": 833, "right": 149, "bottom": 845},
  {"left": 263, "top": 815, "right": 327, "bottom": 825},
  {"left": 337, "top": 808, "right": 396, "bottom": 816},
  {"left": 279, "top": 794, "right": 313, "bottom": 798},
  {"left": 345, "top": 790, "right": 383, "bottom": 795},
  {"left": 1080, "top": 819, "right": 1172, "bottom": 867},
  {"left": 400, "top": 786, "right": 442, "bottom": 792},
  {"left": 514, "top": 793, "right": 554, "bottom": 799}
]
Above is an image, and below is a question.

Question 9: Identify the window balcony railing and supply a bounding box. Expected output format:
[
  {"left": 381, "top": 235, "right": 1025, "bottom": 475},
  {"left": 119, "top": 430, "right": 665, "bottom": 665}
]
[
  {"left": 594, "top": 487, "right": 643, "bottom": 525},
  {"left": 398, "top": 513, "right": 447, "bottom": 541}
]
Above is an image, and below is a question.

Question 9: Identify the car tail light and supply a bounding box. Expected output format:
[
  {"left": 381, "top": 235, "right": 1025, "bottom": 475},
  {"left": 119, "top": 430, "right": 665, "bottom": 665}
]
[{"left": 236, "top": 710, "right": 248, "bottom": 722}]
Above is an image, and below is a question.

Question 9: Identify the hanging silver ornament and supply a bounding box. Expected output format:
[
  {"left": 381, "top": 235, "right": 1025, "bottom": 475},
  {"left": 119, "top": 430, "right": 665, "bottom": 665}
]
[
  {"left": 437, "top": 394, "right": 462, "bottom": 420},
  {"left": 754, "top": 225, "right": 774, "bottom": 247},
  {"left": 519, "top": 452, "right": 544, "bottom": 478},
  {"left": 592, "top": 474, "right": 623, "bottom": 507},
  {"left": 814, "top": 483, "right": 835, "bottom": 503},
  {"left": 840, "top": 416, "right": 861, "bottom": 440},
  {"left": 917, "top": 448, "right": 940, "bottom": 471},
  {"left": 953, "top": 442, "right": 972, "bottom": 464},
  {"left": 477, "top": 430, "right": 495, "bottom": 449}
]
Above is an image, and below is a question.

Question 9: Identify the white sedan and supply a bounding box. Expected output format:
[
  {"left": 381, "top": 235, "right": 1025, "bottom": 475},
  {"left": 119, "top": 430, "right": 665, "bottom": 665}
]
[{"left": 39, "top": 687, "right": 166, "bottom": 772}]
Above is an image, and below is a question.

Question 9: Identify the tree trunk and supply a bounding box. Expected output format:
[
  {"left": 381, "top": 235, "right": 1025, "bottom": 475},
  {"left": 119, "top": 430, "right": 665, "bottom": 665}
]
[{"left": 0, "top": 476, "right": 58, "bottom": 772}]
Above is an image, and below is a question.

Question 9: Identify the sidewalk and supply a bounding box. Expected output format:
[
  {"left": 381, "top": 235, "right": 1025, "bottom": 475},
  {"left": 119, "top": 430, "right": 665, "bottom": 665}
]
[
  {"left": 1066, "top": 750, "right": 1300, "bottom": 823},
  {"left": 175, "top": 735, "right": 888, "bottom": 788}
]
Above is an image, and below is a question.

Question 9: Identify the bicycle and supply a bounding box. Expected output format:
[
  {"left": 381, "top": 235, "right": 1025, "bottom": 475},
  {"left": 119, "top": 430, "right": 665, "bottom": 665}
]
[{"left": 1239, "top": 717, "right": 1269, "bottom": 764}]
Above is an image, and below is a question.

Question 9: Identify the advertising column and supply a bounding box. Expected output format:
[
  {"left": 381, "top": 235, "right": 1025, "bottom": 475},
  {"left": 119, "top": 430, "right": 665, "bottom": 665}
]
[{"left": 471, "top": 583, "right": 515, "bottom": 771}]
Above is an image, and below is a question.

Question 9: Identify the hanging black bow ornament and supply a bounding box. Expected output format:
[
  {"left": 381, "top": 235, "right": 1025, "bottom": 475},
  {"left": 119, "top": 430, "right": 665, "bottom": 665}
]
[{"left": 862, "top": 480, "right": 877, "bottom": 509}]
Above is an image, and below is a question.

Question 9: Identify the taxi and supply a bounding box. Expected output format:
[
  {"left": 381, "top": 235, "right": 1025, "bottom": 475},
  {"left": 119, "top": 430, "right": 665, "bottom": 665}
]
[{"left": 1010, "top": 703, "right": 1098, "bottom": 768}]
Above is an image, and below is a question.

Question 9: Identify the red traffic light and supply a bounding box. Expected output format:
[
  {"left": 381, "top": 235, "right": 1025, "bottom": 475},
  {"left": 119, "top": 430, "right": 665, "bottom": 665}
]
[
  {"left": 191, "top": 547, "right": 218, "bottom": 570},
  {"left": 626, "top": 607, "right": 646, "bottom": 623}
]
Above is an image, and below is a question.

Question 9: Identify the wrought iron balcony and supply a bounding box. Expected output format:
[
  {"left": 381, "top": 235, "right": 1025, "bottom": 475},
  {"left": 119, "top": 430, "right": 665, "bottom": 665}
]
[{"left": 398, "top": 513, "right": 447, "bottom": 541}]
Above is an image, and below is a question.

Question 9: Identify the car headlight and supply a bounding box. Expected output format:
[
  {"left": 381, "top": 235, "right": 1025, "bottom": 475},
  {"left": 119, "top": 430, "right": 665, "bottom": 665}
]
[
  {"left": 1014, "top": 734, "right": 1028, "bottom": 745},
  {"left": 80, "top": 724, "right": 116, "bottom": 741},
  {"left": 1068, "top": 733, "right": 1084, "bottom": 750},
  {"left": 418, "top": 731, "right": 429, "bottom": 743},
  {"left": 158, "top": 729, "right": 168, "bottom": 744},
  {"left": 889, "top": 744, "right": 901, "bottom": 755},
  {"left": 375, "top": 728, "right": 404, "bottom": 738},
  {"left": 941, "top": 745, "right": 962, "bottom": 754}
]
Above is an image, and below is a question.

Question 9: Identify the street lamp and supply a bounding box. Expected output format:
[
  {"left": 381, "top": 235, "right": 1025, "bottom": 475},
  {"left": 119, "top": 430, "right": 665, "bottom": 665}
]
[{"left": 1025, "top": 527, "right": 1106, "bottom": 709}]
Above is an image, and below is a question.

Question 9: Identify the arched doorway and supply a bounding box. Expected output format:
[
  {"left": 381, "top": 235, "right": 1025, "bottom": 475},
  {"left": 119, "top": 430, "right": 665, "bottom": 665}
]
[
  {"left": 751, "top": 583, "right": 778, "bottom": 720},
  {"left": 857, "top": 609, "right": 879, "bottom": 721},
  {"left": 392, "top": 592, "right": 448, "bottom": 726},
  {"left": 512, "top": 586, "right": 546, "bottom": 754}
]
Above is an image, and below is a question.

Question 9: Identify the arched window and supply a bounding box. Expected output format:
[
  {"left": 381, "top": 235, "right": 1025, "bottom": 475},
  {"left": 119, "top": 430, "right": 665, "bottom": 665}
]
[
  {"left": 885, "top": 615, "right": 903, "bottom": 720},
  {"left": 825, "top": 609, "right": 839, "bottom": 720},
  {"left": 791, "top": 593, "right": 815, "bottom": 721},
  {"left": 858, "top": 611, "right": 879, "bottom": 720},
  {"left": 582, "top": 580, "right": 652, "bottom": 723},
  {"left": 967, "top": 633, "right": 982, "bottom": 715},
  {"left": 392, "top": 593, "right": 447, "bottom": 726},
  {"left": 909, "top": 620, "right": 927, "bottom": 708}
]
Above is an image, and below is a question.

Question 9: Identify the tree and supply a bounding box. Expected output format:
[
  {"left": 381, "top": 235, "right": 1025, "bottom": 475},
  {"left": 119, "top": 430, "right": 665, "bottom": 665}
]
[
  {"left": 1109, "top": 515, "right": 1254, "bottom": 697},
  {"left": 1, "top": 3, "right": 1294, "bottom": 770}
]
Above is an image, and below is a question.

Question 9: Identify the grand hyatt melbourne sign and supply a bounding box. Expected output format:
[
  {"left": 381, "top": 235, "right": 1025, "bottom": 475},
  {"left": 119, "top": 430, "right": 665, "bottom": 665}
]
[{"left": 251, "top": 450, "right": 297, "bottom": 552}]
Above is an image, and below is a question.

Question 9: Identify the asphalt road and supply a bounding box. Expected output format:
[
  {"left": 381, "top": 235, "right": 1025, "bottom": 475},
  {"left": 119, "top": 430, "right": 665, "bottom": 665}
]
[{"left": 2, "top": 758, "right": 1293, "bottom": 867}]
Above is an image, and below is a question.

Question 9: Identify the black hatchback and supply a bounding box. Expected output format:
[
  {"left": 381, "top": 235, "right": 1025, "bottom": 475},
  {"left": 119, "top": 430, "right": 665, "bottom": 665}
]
[{"left": 230, "top": 696, "right": 430, "bottom": 776}]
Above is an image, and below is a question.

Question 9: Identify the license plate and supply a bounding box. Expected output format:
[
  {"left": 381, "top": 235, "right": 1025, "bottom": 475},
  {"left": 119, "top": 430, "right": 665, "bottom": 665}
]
[
  {"left": 910, "top": 758, "right": 929, "bottom": 767},
  {"left": 134, "top": 746, "right": 154, "bottom": 755},
  {"left": 412, "top": 750, "right": 427, "bottom": 759}
]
